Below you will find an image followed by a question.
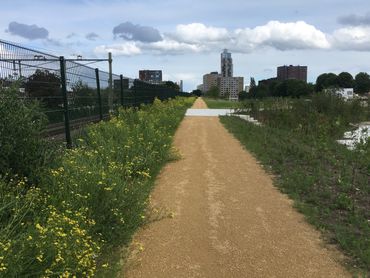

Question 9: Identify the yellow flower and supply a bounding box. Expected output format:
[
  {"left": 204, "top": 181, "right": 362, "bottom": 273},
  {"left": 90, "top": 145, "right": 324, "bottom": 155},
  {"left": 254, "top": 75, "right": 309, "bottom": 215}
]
[
  {"left": 36, "top": 254, "right": 43, "bottom": 262},
  {"left": 27, "top": 235, "right": 33, "bottom": 241}
]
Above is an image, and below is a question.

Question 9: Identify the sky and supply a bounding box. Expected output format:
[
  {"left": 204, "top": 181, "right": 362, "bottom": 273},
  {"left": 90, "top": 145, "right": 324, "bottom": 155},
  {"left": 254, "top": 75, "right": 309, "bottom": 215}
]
[{"left": 1, "top": 0, "right": 370, "bottom": 91}]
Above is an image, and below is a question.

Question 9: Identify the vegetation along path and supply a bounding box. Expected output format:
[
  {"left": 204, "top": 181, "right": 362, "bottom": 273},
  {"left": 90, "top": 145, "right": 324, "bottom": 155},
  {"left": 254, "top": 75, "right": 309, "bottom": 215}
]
[{"left": 123, "top": 98, "right": 349, "bottom": 278}]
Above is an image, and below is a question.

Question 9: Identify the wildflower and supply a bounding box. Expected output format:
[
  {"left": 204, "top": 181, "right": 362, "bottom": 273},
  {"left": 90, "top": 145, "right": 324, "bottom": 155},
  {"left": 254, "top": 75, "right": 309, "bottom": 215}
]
[
  {"left": 36, "top": 254, "right": 43, "bottom": 262},
  {"left": 27, "top": 235, "right": 33, "bottom": 241},
  {"left": 102, "top": 263, "right": 109, "bottom": 268}
]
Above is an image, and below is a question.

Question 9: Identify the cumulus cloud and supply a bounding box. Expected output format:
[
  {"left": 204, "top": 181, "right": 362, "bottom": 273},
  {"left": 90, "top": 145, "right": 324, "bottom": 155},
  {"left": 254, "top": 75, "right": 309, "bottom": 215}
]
[
  {"left": 234, "top": 21, "right": 330, "bottom": 51},
  {"left": 331, "top": 26, "right": 370, "bottom": 51},
  {"left": 6, "top": 21, "right": 49, "bottom": 40},
  {"left": 86, "top": 32, "right": 99, "bottom": 41},
  {"left": 171, "top": 23, "right": 229, "bottom": 43},
  {"left": 113, "top": 22, "right": 162, "bottom": 42},
  {"left": 143, "top": 39, "right": 204, "bottom": 54},
  {"left": 338, "top": 12, "right": 370, "bottom": 26},
  {"left": 96, "top": 20, "right": 370, "bottom": 56},
  {"left": 94, "top": 42, "right": 142, "bottom": 56}
]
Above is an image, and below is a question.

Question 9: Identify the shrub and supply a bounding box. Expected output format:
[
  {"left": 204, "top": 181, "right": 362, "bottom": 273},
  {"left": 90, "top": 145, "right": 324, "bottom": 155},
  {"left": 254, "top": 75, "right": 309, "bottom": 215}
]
[{"left": 0, "top": 85, "right": 48, "bottom": 182}]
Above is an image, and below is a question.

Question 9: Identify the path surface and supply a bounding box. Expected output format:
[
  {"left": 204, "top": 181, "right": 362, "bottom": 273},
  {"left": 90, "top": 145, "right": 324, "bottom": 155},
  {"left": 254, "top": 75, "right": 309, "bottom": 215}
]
[{"left": 123, "top": 98, "right": 349, "bottom": 278}]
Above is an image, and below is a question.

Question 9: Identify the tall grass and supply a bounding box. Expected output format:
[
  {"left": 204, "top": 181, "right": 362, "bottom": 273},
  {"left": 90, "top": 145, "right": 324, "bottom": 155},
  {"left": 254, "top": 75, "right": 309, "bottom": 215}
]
[
  {"left": 0, "top": 95, "right": 194, "bottom": 277},
  {"left": 221, "top": 94, "right": 370, "bottom": 274},
  {"left": 203, "top": 97, "right": 242, "bottom": 109}
]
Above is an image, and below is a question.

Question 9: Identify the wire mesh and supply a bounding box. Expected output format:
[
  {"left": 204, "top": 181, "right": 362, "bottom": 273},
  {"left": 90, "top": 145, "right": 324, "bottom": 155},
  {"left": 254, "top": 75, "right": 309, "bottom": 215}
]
[{"left": 0, "top": 39, "right": 190, "bottom": 146}]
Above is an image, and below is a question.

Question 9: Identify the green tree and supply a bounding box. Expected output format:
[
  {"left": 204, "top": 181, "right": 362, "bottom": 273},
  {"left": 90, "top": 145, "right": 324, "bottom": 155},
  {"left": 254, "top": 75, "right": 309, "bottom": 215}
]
[
  {"left": 239, "top": 91, "right": 248, "bottom": 101},
  {"left": 25, "top": 69, "right": 61, "bottom": 108},
  {"left": 205, "top": 86, "right": 220, "bottom": 98},
  {"left": 71, "top": 80, "right": 97, "bottom": 107},
  {"left": 315, "top": 73, "right": 338, "bottom": 92},
  {"left": 250, "top": 84, "right": 269, "bottom": 98},
  {"left": 191, "top": 89, "right": 202, "bottom": 97},
  {"left": 354, "top": 72, "right": 370, "bottom": 95},
  {"left": 163, "top": 81, "right": 180, "bottom": 91},
  {"left": 337, "top": 72, "right": 354, "bottom": 88}
]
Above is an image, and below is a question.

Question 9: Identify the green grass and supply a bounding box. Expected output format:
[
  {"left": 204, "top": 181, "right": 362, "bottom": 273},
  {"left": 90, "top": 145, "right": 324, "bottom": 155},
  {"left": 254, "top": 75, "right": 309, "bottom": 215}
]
[
  {"left": 0, "top": 97, "right": 195, "bottom": 277},
  {"left": 220, "top": 95, "right": 370, "bottom": 275},
  {"left": 203, "top": 97, "right": 242, "bottom": 109}
]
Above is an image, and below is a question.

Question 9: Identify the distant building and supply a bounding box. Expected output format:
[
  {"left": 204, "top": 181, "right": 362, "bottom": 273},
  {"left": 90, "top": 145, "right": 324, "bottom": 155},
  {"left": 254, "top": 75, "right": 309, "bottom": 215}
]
[
  {"left": 179, "top": 80, "right": 183, "bottom": 92},
  {"left": 218, "top": 77, "right": 244, "bottom": 101},
  {"left": 197, "top": 84, "right": 204, "bottom": 91},
  {"left": 258, "top": 77, "right": 277, "bottom": 86},
  {"left": 245, "top": 85, "right": 250, "bottom": 92},
  {"left": 277, "top": 65, "right": 307, "bottom": 82},
  {"left": 203, "top": 72, "right": 220, "bottom": 92},
  {"left": 139, "top": 70, "right": 162, "bottom": 84},
  {"left": 221, "top": 49, "right": 233, "bottom": 77}
]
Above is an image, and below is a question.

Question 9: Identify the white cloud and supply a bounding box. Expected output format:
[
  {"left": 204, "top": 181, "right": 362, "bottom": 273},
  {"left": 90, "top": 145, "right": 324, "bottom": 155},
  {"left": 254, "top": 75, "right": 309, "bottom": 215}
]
[
  {"left": 171, "top": 23, "right": 229, "bottom": 43},
  {"left": 94, "top": 42, "right": 141, "bottom": 56},
  {"left": 94, "top": 20, "right": 370, "bottom": 57},
  {"left": 233, "top": 21, "right": 330, "bottom": 52},
  {"left": 331, "top": 26, "right": 370, "bottom": 51},
  {"left": 144, "top": 39, "right": 204, "bottom": 54}
]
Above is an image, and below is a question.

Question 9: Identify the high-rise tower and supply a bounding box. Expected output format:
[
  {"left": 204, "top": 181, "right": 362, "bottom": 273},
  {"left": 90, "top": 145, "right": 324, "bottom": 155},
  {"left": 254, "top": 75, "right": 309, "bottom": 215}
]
[{"left": 221, "top": 49, "right": 233, "bottom": 77}]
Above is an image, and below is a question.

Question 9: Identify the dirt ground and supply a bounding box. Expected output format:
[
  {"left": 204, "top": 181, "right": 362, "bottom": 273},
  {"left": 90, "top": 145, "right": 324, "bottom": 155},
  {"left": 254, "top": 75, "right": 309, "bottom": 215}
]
[{"left": 123, "top": 98, "right": 349, "bottom": 278}]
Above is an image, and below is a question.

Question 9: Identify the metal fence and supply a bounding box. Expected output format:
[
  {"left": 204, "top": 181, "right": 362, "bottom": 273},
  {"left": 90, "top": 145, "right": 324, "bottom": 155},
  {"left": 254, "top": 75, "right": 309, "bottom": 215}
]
[{"left": 0, "top": 39, "right": 189, "bottom": 147}]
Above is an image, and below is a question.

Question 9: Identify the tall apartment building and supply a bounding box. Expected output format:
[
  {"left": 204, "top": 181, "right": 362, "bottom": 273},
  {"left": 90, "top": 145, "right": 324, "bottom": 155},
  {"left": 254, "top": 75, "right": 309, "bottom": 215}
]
[
  {"left": 219, "top": 49, "right": 243, "bottom": 100},
  {"left": 139, "top": 70, "right": 162, "bottom": 84},
  {"left": 203, "top": 71, "right": 220, "bottom": 92},
  {"left": 277, "top": 65, "right": 307, "bottom": 82},
  {"left": 218, "top": 77, "right": 244, "bottom": 101},
  {"left": 221, "top": 49, "right": 233, "bottom": 77}
]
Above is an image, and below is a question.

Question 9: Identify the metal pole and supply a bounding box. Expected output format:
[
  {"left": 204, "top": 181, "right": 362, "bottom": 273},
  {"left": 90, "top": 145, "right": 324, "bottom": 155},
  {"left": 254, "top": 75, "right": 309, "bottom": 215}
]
[
  {"left": 18, "top": 60, "right": 22, "bottom": 77},
  {"left": 120, "top": 74, "right": 124, "bottom": 106},
  {"left": 108, "top": 52, "right": 113, "bottom": 111},
  {"left": 95, "top": 68, "right": 103, "bottom": 121},
  {"left": 60, "top": 56, "right": 72, "bottom": 148}
]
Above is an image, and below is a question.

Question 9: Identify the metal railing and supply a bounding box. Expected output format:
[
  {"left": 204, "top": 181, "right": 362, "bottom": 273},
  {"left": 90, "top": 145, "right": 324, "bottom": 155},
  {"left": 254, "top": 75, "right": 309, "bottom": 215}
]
[{"left": 0, "top": 39, "right": 189, "bottom": 148}]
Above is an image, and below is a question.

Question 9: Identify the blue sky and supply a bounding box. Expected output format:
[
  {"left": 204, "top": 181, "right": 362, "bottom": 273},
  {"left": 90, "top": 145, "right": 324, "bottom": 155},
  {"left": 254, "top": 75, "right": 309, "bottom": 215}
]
[{"left": 1, "top": 0, "right": 370, "bottom": 91}]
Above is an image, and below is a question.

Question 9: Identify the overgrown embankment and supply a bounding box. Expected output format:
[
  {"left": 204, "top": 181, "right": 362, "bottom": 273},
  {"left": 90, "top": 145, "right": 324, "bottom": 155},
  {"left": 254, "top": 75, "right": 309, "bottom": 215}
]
[
  {"left": 0, "top": 85, "right": 194, "bottom": 277},
  {"left": 221, "top": 94, "right": 370, "bottom": 275}
]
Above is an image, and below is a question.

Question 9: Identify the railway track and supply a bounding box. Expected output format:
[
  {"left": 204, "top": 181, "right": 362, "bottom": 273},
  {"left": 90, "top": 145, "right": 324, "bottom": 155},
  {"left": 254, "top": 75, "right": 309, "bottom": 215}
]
[{"left": 44, "top": 114, "right": 109, "bottom": 138}]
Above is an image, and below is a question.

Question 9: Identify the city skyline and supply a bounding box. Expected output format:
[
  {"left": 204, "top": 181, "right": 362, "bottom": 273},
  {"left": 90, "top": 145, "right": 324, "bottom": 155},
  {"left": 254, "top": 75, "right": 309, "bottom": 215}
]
[{"left": 0, "top": 0, "right": 370, "bottom": 91}]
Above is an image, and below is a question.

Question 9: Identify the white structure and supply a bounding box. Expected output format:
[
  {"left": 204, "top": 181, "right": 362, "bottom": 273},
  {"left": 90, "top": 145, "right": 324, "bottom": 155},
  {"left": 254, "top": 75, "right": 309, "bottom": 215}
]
[{"left": 329, "top": 88, "right": 354, "bottom": 100}]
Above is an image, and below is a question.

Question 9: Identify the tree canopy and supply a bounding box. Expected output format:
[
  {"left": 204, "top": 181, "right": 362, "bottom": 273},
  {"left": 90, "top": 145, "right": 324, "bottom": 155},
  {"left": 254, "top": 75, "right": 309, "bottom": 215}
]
[
  {"left": 354, "top": 72, "right": 370, "bottom": 95},
  {"left": 25, "top": 69, "right": 61, "bottom": 108}
]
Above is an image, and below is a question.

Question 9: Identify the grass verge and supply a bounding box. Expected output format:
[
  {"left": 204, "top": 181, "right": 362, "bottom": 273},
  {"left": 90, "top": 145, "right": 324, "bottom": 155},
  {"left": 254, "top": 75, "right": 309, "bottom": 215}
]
[
  {"left": 0, "top": 97, "right": 194, "bottom": 277},
  {"left": 203, "top": 97, "right": 242, "bottom": 109}
]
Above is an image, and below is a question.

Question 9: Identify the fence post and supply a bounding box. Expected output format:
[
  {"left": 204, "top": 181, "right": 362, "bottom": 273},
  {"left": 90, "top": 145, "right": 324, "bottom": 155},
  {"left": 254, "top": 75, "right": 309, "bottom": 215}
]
[
  {"left": 95, "top": 68, "right": 103, "bottom": 121},
  {"left": 59, "top": 56, "right": 72, "bottom": 148},
  {"left": 108, "top": 52, "right": 113, "bottom": 111},
  {"left": 120, "top": 74, "right": 124, "bottom": 106}
]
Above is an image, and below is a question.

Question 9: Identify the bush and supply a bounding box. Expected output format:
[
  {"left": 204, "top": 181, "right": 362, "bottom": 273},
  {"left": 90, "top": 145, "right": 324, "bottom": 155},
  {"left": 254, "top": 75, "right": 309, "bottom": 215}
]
[
  {"left": 0, "top": 85, "right": 48, "bottom": 182},
  {"left": 0, "top": 95, "right": 194, "bottom": 276}
]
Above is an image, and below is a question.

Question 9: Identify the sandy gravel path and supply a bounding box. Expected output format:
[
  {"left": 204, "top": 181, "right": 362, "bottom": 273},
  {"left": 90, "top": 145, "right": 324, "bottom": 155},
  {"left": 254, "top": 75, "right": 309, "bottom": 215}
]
[{"left": 123, "top": 98, "right": 349, "bottom": 278}]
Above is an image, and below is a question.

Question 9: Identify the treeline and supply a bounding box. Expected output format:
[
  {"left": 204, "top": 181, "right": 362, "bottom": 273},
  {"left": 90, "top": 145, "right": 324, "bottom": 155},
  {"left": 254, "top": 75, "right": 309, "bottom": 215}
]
[
  {"left": 315, "top": 72, "right": 370, "bottom": 94},
  {"left": 245, "top": 71, "right": 370, "bottom": 99},
  {"left": 247, "top": 79, "right": 314, "bottom": 99}
]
